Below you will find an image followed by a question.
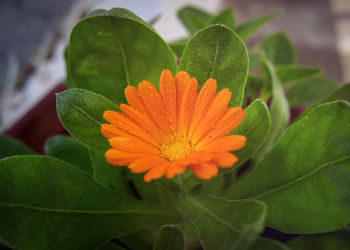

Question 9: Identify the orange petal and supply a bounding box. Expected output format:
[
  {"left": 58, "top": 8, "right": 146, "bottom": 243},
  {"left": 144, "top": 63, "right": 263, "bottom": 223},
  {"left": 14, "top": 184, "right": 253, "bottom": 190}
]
[
  {"left": 138, "top": 81, "right": 172, "bottom": 134},
  {"left": 177, "top": 78, "right": 198, "bottom": 135},
  {"left": 190, "top": 162, "right": 218, "bottom": 180},
  {"left": 124, "top": 86, "right": 148, "bottom": 113},
  {"left": 159, "top": 70, "right": 177, "bottom": 129},
  {"left": 120, "top": 104, "right": 162, "bottom": 142},
  {"left": 144, "top": 163, "right": 171, "bottom": 182},
  {"left": 199, "top": 135, "right": 247, "bottom": 152},
  {"left": 166, "top": 163, "right": 187, "bottom": 178},
  {"left": 175, "top": 71, "right": 191, "bottom": 107},
  {"left": 196, "top": 107, "right": 245, "bottom": 148},
  {"left": 213, "top": 152, "right": 238, "bottom": 168},
  {"left": 103, "top": 110, "right": 157, "bottom": 146},
  {"left": 192, "top": 89, "right": 231, "bottom": 144},
  {"left": 128, "top": 156, "right": 168, "bottom": 173},
  {"left": 101, "top": 124, "right": 121, "bottom": 138},
  {"left": 188, "top": 78, "right": 217, "bottom": 137},
  {"left": 108, "top": 137, "right": 159, "bottom": 155},
  {"left": 105, "top": 149, "right": 147, "bottom": 166}
]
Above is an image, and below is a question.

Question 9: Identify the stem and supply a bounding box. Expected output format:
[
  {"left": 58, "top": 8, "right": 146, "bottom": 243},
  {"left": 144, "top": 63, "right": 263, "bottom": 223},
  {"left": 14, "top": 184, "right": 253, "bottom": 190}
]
[{"left": 177, "top": 174, "right": 188, "bottom": 195}]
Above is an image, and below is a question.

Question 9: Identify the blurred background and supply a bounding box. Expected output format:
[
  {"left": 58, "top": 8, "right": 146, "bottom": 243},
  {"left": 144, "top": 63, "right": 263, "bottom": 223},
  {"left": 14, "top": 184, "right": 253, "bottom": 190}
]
[{"left": 0, "top": 0, "right": 349, "bottom": 150}]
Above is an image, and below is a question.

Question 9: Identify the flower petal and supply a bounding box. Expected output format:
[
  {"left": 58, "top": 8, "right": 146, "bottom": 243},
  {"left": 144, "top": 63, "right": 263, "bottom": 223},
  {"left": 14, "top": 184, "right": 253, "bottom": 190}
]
[
  {"left": 139, "top": 80, "right": 172, "bottom": 134},
  {"left": 159, "top": 70, "right": 177, "bottom": 129},
  {"left": 128, "top": 156, "right": 168, "bottom": 173},
  {"left": 124, "top": 85, "right": 148, "bottom": 113},
  {"left": 199, "top": 135, "right": 247, "bottom": 152},
  {"left": 103, "top": 110, "right": 157, "bottom": 146},
  {"left": 144, "top": 163, "right": 171, "bottom": 182},
  {"left": 192, "top": 89, "right": 231, "bottom": 144},
  {"left": 190, "top": 162, "right": 218, "bottom": 180},
  {"left": 105, "top": 149, "right": 148, "bottom": 166},
  {"left": 213, "top": 152, "right": 238, "bottom": 168},
  {"left": 166, "top": 163, "right": 187, "bottom": 179},
  {"left": 108, "top": 137, "right": 159, "bottom": 155},
  {"left": 101, "top": 124, "right": 122, "bottom": 138},
  {"left": 188, "top": 78, "right": 217, "bottom": 137},
  {"left": 120, "top": 104, "right": 162, "bottom": 142},
  {"left": 196, "top": 107, "right": 245, "bottom": 148},
  {"left": 177, "top": 78, "right": 198, "bottom": 135}
]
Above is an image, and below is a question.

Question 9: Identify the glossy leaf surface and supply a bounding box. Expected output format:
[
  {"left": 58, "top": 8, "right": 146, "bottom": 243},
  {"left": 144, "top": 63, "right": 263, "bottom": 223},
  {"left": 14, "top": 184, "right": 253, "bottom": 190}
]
[
  {"left": 226, "top": 101, "right": 350, "bottom": 233},
  {"left": 0, "top": 135, "right": 34, "bottom": 159},
  {"left": 179, "top": 24, "right": 248, "bottom": 106},
  {"left": 69, "top": 8, "right": 176, "bottom": 104},
  {"left": 0, "top": 156, "right": 178, "bottom": 250},
  {"left": 153, "top": 225, "right": 185, "bottom": 250},
  {"left": 56, "top": 88, "right": 119, "bottom": 154},
  {"left": 45, "top": 135, "right": 93, "bottom": 175},
  {"left": 178, "top": 195, "right": 266, "bottom": 250},
  {"left": 236, "top": 11, "right": 281, "bottom": 40}
]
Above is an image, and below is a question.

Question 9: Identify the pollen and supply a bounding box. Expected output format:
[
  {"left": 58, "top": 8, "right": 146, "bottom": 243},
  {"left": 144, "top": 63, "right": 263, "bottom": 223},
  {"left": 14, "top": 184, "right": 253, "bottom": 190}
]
[{"left": 159, "top": 135, "right": 194, "bottom": 162}]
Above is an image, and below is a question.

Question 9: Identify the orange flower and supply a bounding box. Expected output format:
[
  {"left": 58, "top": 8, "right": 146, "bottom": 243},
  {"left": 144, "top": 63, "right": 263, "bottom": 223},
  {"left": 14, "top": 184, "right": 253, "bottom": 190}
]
[{"left": 101, "top": 70, "right": 246, "bottom": 182}]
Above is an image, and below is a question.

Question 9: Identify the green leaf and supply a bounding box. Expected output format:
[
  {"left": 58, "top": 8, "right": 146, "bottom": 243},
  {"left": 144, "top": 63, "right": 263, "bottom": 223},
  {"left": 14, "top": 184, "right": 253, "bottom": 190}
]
[
  {"left": 177, "top": 6, "right": 213, "bottom": 35},
  {"left": 44, "top": 135, "right": 93, "bottom": 175},
  {"left": 56, "top": 88, "right": 119, "bottom": 154},
  {"left": 259, "top": 32, "right": 295, "bottom": 65},
  {"left": 236, "top": 11, "right": 281, "bottom": 40},
  {"left": 69, "top": 8, "right": 176, "bottom": 104},
  {"left": 232, "top": 99, "right": 271, "bottom": 166},
  {"left": 169, "top": 41, "right": 187, "bottom": 59},
  {"left": 286, "top": 231, "right": 350, "bottom": 250},
  {"left": 63, "top": 45, "right": 74, "bottom": 87},
  {"left": 96, "top": 242, "right": 127, "bottom": 250},
  {"left": 286, "top": 76, "right": 338, "bottom": 106},
  {"left": 276, "top": 65, "right": 321, "bottom": 84},
  {"left": 225, "top": 101, "right": 350, "bottom": 233},
  {"left": 0, "top": 135, "right": 34, "bottom": 160},
  {"left": 89, "top": 149, "right": 131, "bottom": 195},
  {"left": 117, "top": 228, "right": 155, "bottom": 250},
  {"left": 149, "top": 14, "right": 161, "bottom": 26},
  {"left": 0, "top": 156, "right": 179, "bottom": 250},
  {"left": 255, "top": 59, "right": 289, "bottom": 159},
  {"left": 211, "top": 8, "right": 235, "bottom": 29},
  {"left": 177, "top": 195, "right": 266, "bottom": 250},
  {"left": 248, "top": 52, "right": 260, "bottom": 70},
  {"left": 297, "top": 83, "right": 350, "bottom": 121},
  {"left": 154, "top": 225, "right": 185, "bottom": 250},
  {"left": 250, "top": 238, "right": 290, "bottom": 250},
  {"left": 245, "top": 75, "right": 264, "bottom": 100},
  {"left": 179, "top": 24, "right": 248, "bottom": 106}
]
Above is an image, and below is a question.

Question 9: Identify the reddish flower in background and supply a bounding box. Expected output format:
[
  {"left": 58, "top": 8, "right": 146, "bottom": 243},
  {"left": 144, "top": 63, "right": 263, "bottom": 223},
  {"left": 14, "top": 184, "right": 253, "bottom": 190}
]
[{"left": 101, "top": 70, "right": 246, "bottom": 182}]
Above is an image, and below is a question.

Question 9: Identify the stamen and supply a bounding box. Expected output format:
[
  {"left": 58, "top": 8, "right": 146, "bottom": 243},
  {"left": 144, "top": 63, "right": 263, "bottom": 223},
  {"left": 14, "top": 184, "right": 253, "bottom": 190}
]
[{"left": 159, "top": 135, "right": 193, "bottom": 162}]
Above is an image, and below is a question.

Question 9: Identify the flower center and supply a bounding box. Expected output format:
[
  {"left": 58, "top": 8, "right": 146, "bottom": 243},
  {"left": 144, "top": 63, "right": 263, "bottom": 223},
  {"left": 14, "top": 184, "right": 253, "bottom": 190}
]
[{"left": 159, "top": 135, "right": 194, "bottom": 162}]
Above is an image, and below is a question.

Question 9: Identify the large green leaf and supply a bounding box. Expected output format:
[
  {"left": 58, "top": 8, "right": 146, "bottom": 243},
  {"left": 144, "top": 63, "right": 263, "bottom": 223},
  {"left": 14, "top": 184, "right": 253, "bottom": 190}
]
[
  {"left": 69, "top": 8, "right": 176, "bottom": 104},
  {"left": 179, "top": 24, "right": 248, "bottom": 106},
  {"left": 96, "top": 242, "right": 127, "bottom": 250},
  {"left": 177, "top": 195, "right": 266, "bottom": 250},
  {"left": 276, "top": 65, "right": 321, "bottom": 84},
  {"left": 0, "top": 135, "right": 34, "bottom": 159},
  {"left": 89, "top": 149, "right": 131, "bottom": 195},
  {"left": 235, "top": 11, "right": 281, "bottom": 40},
  {"left": 45, "top": 135, "right": 93, "bottom": 175},
  {"left": 211, "top": 8, "right": 235, "bottom": 29},
  {"left": 225, "top": 101, "right": 350, "bottom": 233},
  {"left": 0, "top": 156, "right": 179, "bottom": 250},
  {"left": 259, "top": 32, "right": 295, "bottom": 66},
  {"left": 56, "top": 88, "right": 119, "bottom": 154},
  {"left": 232, "top": 99, "right": 271, "bottom": 166},
  {"left": 250, "top": 238, "right": 290, "bottom": 250},
  {"left": 153, "top": 225, "right": 185, "bottom": 250},
  {"left": 177, "top": 6, "right": 213, "bottom": 35},
  {"left": 297, "top": 83, "right": 350, "bottom": 121},
  {"left": 286, "top": 76, "right": 338, "bottom": 106},
  {"left": 255, "top": 59, "right": 289, "bottom": 159},
  {"left": 286, "top": 231, "right": 350, "bottom": 250}
]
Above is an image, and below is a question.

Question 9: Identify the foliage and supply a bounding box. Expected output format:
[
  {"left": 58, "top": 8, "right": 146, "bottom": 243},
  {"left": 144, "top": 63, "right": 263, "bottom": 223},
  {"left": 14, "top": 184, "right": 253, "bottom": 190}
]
[{"left": 0, "top": 5, "right": 349, "bottom": 250}]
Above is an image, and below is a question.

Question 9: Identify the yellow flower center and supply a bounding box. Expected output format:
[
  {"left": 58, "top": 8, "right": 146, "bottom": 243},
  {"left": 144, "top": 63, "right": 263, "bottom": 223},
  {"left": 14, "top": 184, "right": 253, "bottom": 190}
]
[{"left": 159, "top": 135, "right": 194, "bottom": 162}]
